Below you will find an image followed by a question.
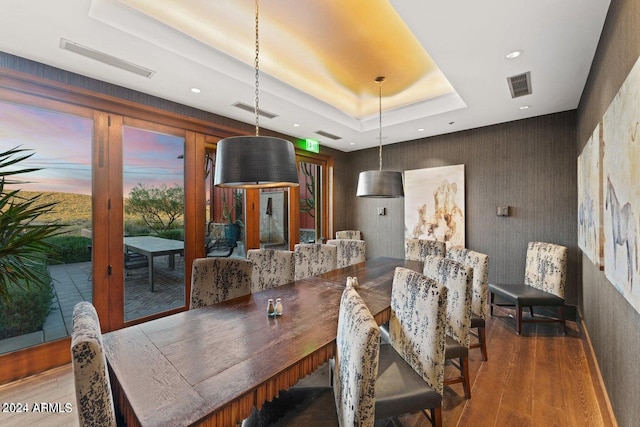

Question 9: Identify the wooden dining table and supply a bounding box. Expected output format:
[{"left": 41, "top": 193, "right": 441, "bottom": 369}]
[{"left": 102, "top": 257, "right": 422, "bottom": 427}]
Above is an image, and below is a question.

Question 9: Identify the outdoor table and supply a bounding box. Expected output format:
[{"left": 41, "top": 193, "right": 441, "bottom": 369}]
[
  {"left": 102, "top": 257, "right": 421, "bottom": 427},
  {"left": 124, "top": 236, "right": 184, "bottom": 291}
]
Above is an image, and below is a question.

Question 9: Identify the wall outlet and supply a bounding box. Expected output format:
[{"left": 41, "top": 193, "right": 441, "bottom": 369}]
[
  {"left": 377, "top": 207, "right": 386, "bottom": 216},
  {"left": 496, "top": 206, "right": 510, "bottom": 217}
]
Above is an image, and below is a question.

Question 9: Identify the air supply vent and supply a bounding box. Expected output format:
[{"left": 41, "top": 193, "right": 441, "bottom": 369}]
[
  {"left": 507, "top": 71, "right": 532, "bottom": 98},
  {"left": 59, "top": 38, "right": 155, "bottom": 78},
  {"left": 232, "top": 102, "right": 278, "bottom": 119},
  {"left": 315, "top": 130, "right": 342, "bottom": 140}
]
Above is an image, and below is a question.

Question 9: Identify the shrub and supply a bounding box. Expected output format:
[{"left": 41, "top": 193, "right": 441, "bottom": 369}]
[
  {"left": 157, "top": 228, "right": 184, "bottom": 241},
  {"left": 0, "top": 264, "right": 53, "bottom": 340},
  {"left": 45, "top": 235, "right": 91, "bottom": 264},
  {"left": 124, "top": 219, "right": 152, "bottom": 237}
]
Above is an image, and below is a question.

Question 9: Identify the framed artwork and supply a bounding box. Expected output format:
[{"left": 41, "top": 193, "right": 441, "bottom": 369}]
[
  {"left": 404, "top": 164, "right": 465, "bottom": 248},
  {"left": 260, "top": 191, "right": 286, "bottom": 244},
  {"left": 602, "top": 55, "right": 640, "bottom": 313},
  {"left": 578, "top": 122, "right": 603, "bottom": 267}
]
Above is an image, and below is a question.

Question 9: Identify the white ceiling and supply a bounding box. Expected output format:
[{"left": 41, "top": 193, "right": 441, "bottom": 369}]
[{"left": 0, "top": 0, "right": 610, "bottom": 152}]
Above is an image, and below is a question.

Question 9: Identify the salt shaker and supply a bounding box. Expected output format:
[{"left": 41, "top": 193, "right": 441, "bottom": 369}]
[
  {"left": 267, "top": 298, "right": 275, "bottom": 316},
  {"left": 346, "top": 277, "right": 354, "bottom": 288},
  {"left": 275, "top": 298, "right": 283, "bottom": 316}
]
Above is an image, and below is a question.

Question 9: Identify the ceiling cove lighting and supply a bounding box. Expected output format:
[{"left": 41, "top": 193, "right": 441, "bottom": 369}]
[
  {"left": 356, "top": 77, "right": 404, "bottom": 198},
  {"left": 214, "top": 0, "right": 299, "bottom": 189}
]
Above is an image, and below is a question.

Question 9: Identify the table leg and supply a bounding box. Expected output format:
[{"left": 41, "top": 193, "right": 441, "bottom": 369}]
[
  {"left": 149, "top": 256, "right": 155, "bottom": 292},
  {"left": 169, "top": 254, "right": 175, "bottom": 270}
]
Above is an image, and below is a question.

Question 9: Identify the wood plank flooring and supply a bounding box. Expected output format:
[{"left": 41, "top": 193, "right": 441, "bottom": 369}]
[{"left": 0, "top": 312, "right": 616, "bottom": 427}]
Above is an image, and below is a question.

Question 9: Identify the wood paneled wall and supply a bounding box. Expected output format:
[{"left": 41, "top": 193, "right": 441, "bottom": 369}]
[
  {"left": 576, "top": 0, "right": 640, "bottom": 425},
  {"left": 347, "top": 112, "right": 579, "bottom": 303}
]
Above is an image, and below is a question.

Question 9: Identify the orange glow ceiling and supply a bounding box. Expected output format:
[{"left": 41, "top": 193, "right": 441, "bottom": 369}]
[{"left": 118, "top": 0, "right": 455, "bottom": 118}]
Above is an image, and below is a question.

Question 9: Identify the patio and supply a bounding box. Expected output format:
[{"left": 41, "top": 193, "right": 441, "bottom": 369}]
[{"left": 0, "top": 257, "right": 185, "bottom": 354}]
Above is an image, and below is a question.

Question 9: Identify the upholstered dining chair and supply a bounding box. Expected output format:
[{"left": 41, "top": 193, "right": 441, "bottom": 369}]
[
  {"left": 326, "top": 238, "right": 366, "bottom": 268},
  {"left": 422, "top": 256, "right": 473, "bottom": 399},
  {"left": 71, "top": 301, "right": 117, "bottom": 427},
  {"left": 190, "top": 257, "right": 252, "bottom": 309},
  {"left": 375, "top": 267, "right": 448, "bottom": 427},
  {"left": 405, "top": 238, "right": 446, "bottom": 261},
  {"left": 446, "top": 247, "right": 490, "bottom": 361},
  {"left": 293, "top": 243, "right": 337, "bottom": 280},
  {"left": 243, "top": 286, "right": 380, "bottom": 427},
  {"left": 335, "top": 229, "right": 361, "bottom": 240},
  {"left": 246, "top": 249, "right": 295, "bottom": 292},
  {"left": 489, "top": 241, "right": 568, "bottom": 335}
]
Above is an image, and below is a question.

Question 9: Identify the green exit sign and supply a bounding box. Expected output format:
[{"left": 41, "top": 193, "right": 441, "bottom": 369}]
[{"left": 304, "top": 138, "right": 320, "bottom": 153}]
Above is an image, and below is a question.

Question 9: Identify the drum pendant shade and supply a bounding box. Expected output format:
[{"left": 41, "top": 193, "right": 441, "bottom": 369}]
[
  {"left": 214, "top": 136, "right": 299, "bottom": 188},
  {"left": 356, "top": 170, "right": 404, "bottom": 197}
]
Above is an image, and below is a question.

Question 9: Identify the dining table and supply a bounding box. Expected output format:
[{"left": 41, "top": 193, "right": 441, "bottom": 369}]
[{"left": 102, "top": 257, "right": 422, "bottom": 427}]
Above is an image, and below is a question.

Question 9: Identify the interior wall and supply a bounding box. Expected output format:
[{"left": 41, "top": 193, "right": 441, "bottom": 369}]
[
  {"left": 576, "top": 0, "right": 640, "bottom": 425},
  {"left": 348, "top": 111, "right": 579, "bottom": 303}
]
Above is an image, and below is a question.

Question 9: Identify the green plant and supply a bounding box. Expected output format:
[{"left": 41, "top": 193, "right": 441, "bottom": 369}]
[
  {"left": 300, "top": 163, "right": 315, "bottom": 218},
  {"left": 125, "top": 183, "right": 184, "bottom": 233},
  {"left": 0, "top": 264, "right": 53, "bottom": 339},
  {"left": 44, "top": 235, "right": 92, "bottom": 264},
  {"left": 0, "top": 146, "right": 64, "bottom": 300}
]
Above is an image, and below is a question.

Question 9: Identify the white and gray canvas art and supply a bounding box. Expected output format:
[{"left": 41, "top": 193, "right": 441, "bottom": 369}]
[
  {"left": 578, "top": 123, "right": 603, "bottom": 267},
  {"left": 602, "top": 55, "right": 640, "bottom": 313},
  {"left": 404, "top": 164, "right": 465, "bottom": 249}
]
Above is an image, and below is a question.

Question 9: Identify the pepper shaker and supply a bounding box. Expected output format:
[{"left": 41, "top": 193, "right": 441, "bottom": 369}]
[{"left": 267, "top": 298, "right": 275, "bottom": 316}]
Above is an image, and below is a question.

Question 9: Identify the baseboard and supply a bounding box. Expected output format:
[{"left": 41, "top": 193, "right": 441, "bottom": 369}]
[{"left": 578, "top": 311, "right": 618, "bottom": 426}]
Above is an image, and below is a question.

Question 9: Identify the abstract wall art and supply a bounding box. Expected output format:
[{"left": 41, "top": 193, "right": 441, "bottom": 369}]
[
  {"left": 578, "top": 122, "right": 603, "bottom": 267},
  {"left": 602, "top": 55, "right": 640, "bottom": 313},
  {"left": 404, "top": 164, "right": 465, "bottom": 248}
]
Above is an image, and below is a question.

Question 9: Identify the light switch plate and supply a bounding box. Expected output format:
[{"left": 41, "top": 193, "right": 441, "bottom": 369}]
[
  {"left": 377, "top": 207, "right": 386, "bottom": 216},
  {"left": 496, "top": 206, "right": 509, "bottom": 217}
]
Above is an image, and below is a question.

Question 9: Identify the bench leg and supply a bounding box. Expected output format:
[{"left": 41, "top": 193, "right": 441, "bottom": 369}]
[
  {"left": 516, "top": 302, "right": 523, "bottom": 335},
  {"left": 490, "top": 292, "right": 494, "bottom": 316},
  {"left": 560, "top": 305, "right": 567, "bottom": 335},
  {"left": 478, "top": 325, "right": 488, "bottom": 361}
]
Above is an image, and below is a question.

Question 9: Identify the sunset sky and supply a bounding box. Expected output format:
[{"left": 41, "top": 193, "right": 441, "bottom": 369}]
[{"left": 1, "top": 101, "right": 184, "bottom": 196}]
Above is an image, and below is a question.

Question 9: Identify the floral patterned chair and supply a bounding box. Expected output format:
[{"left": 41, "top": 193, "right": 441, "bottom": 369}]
[
  {"left": 335, "top": 230, "right": 361, "bottom": 240},
  {"left": 446, "top": 247, "right": 490, "bottom": 361},
  {"left": 190, "top": 258, "right": 252, "bottom": 309},
  {"left": 489, "top": 242, "right": 568, "bottom": 335},
  {"left": 71, "top": 301, "right": 117, "bottom": 427},
  {"left": 375, "top": 267, "right": 448, "bottom": 427},
  {"left": 326, "top": 239, "right": 366, "bottom": 268},
  {"left": 405, "top": 238, "right": 446, "bottom": 261},
  {"left": 243, "top": 286, "right": 380, "bottom": 426},
  {"left": 422, "top": 255, "right": 473, "bottom": 399},
  {"left": 293, "top": 243, "right": 337, "bottom": 280},
  {"left": 246, "top": 249, "right": 295, "bottom": 292}
]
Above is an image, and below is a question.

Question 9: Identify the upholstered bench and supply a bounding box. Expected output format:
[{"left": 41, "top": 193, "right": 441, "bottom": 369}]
[{"left": 489, "top": 242, "right": 568, "bottom": 335}]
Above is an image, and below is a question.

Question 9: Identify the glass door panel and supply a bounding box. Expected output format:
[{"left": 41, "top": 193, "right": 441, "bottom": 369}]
[
  {"left": 299, "top": 161, "right": 322, "bottom": 243},
  {"left": 0, "top": 101, "right": 93, "bottom": 353},
  {"left": 259, "top": 188, "right": 290, "bottom": 250},
  {"left": 122, "top": 126, "right": 185, "bottom": 321}
]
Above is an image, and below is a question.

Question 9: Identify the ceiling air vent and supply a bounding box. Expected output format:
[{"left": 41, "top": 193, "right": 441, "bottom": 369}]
[
  {"left": 315, "top": 130, "right": 342, "bottom": 140},
  {"left": 59, "top": 38, "right": 155, "bottom": 78},
  {"left": 232, "top": 102, "right": 278, "bottom": 119},
  {"left": 507, "top": 71, "right": 532, "bottom": 98}
]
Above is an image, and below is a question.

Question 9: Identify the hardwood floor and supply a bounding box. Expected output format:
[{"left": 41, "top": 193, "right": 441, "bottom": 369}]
[{"left": 0, "top": 312, "right": 615, "bottom": 427}]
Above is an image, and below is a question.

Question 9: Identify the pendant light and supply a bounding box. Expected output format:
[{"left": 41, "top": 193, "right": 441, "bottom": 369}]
[
  {"left": 214, "top": 0, "right": 299, "bottom": 188},
  {"left": 356, "top": 77, "right": 404, "bottom": 197}
]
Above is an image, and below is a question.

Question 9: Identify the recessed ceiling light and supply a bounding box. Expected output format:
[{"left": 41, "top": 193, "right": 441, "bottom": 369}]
[
  {"left": 350, "top": 142, "right": 355, "bottom": 145},
  {"left": 293, "top": 123, "right": 300, "bottom": 127},
  {"left": 505, "top": 50, "right": 522, "bottom": 60},
  {"left": 417, "top": 128, "right": 425, "bottom": 132},
  {"left": 190, "top": 87, "right": 201, "bottom": 93},
  {"left": 519, "top": 105, "right": 530, "bottom": 110}
]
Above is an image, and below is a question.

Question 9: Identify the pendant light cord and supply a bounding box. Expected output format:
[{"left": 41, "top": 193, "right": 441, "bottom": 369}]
[
  {"left": 376, "top": 76, "right": 385, "bottom": 171},
  {"left": 254, "top": 0, "right": 260, "bottom": 137}
]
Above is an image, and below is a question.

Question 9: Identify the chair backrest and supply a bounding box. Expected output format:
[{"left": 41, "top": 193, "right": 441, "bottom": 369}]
[
  {"left": 326, "top": 239, "right": 366, "bottom": 268},
  {"left": 334, "top": 287, "right": 380, "bottom": 427},
  {"left": 423, "top": 256, "right": 473, "bottom": 347},
  {"left": 71, "top": 301, "right": 117, "bottom": 427},
  {"left": 293, "top": 243, "right": 337, "bottom": 280},
  {"left": 404, "top": 239, "right": 446, "bottom": 261},
  {"left": 190, "top": 258, "right": 252, "bottom": 309},
  {"left": 336, "top": 230, "right": 361, "bottom": 240},
  {"left": 525, "top": 241, "right": 568, "bottom": 298},
  {"left": 246, "top": 249, "right": 295, "bottom": 292},
  {"left": 388, "top": 267, "right": 448, "bottom": 395},
  {"left": 446, "top": 247, "right": 490, "bottom": 320}
]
